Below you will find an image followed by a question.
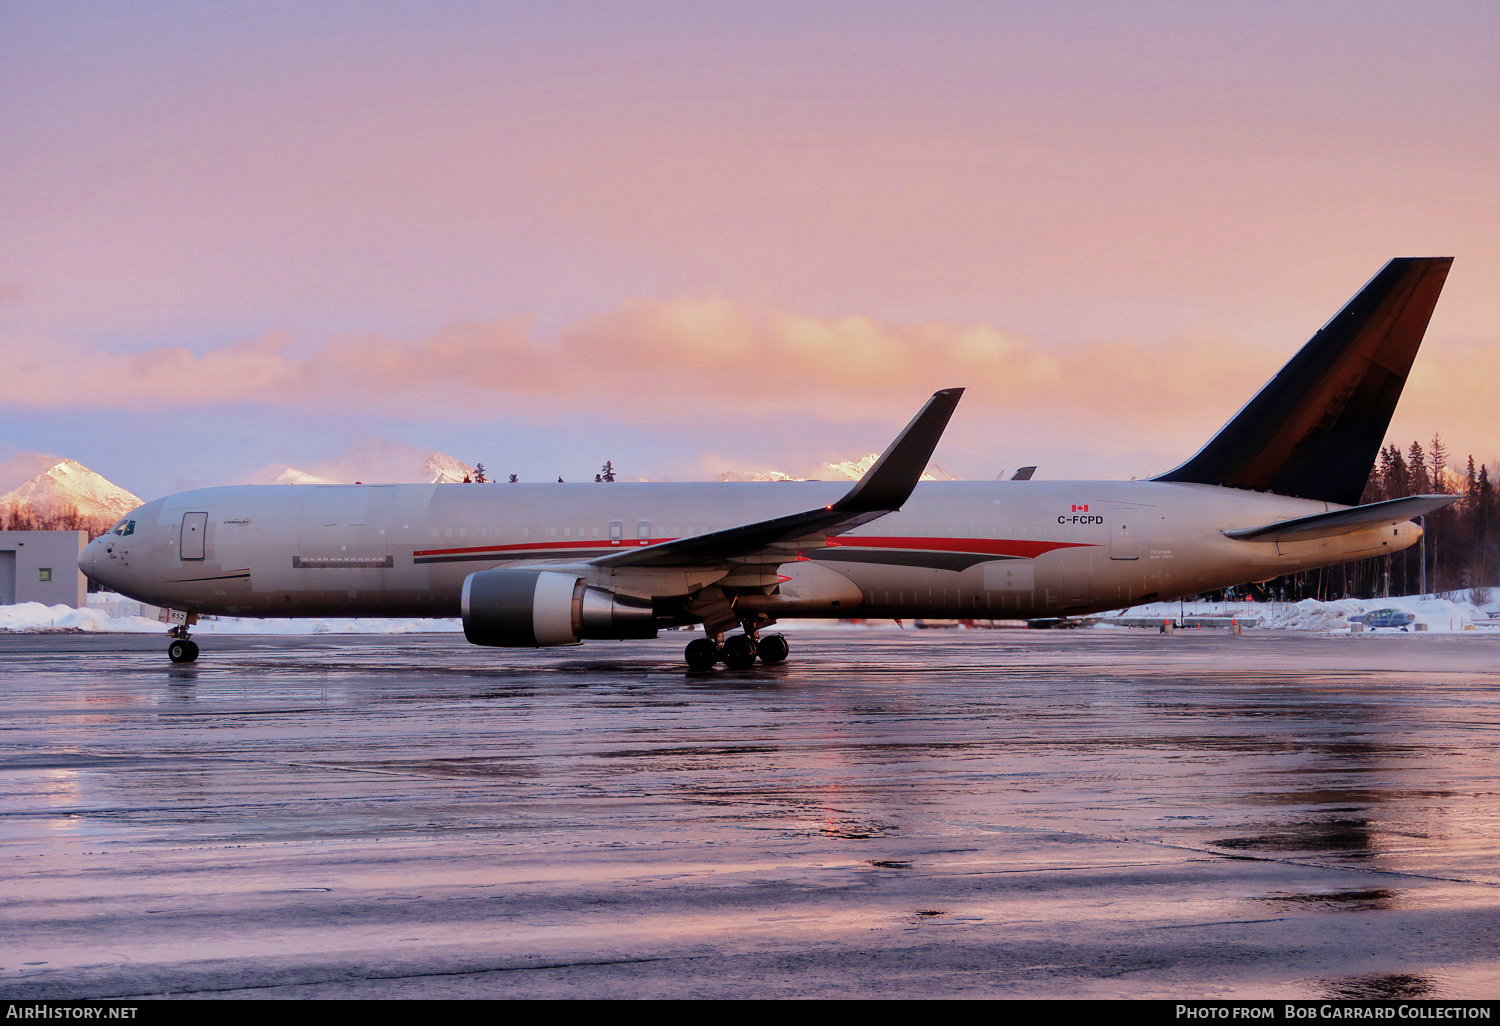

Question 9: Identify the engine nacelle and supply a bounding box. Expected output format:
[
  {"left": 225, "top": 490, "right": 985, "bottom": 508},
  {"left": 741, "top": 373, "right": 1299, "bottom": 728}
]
[{"left": 461, "top": 568, "right": 658, "bottom": 647}]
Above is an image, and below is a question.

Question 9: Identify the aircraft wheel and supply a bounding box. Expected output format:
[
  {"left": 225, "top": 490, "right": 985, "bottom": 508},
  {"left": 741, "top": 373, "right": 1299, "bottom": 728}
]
[
  {"left": 720, "top": 633, "right": 758, "bottom": 669},
  {"left": 756, "top": 633, "right": 789, "bottom": 665},
  {"left": 684, "top": 637, "right": 719, "bottom": 670},
  {"left": 168, "top": 639, "right": 199, "bottom": 663}
]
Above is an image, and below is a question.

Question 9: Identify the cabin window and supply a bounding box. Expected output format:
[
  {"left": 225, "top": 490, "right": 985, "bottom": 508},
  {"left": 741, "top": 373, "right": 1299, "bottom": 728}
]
[{"left": 38, "top": 568, "right": 52, "bottom": 582}]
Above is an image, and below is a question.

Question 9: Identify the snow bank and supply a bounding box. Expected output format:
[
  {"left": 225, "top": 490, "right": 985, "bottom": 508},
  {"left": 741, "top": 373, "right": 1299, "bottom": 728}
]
[
  {"left": 0, "top": 594, "right": 462, "bottom": 635},
  {"left": 1099, "top": 595, "right": 1500, "bottom": 633},
  {"left": 0, "top": 601, "right": 162, "bottom": 633}
]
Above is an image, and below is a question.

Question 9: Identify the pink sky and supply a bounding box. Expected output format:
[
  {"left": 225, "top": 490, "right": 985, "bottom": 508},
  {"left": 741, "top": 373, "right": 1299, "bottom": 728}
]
[{"left": 2, "top": 2, "right": 1497, "bottom": 497}]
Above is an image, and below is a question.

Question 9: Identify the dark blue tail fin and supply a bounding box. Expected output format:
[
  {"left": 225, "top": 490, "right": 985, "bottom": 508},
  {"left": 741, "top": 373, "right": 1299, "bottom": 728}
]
[{"left": 1154, "top": 257, "right": 1452, "bottom": 505}]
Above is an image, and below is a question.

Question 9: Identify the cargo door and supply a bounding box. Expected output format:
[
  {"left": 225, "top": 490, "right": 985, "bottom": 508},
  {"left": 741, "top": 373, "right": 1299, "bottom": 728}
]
[{"left": 181, "top": 512, "right": 208, "bottom": 561}]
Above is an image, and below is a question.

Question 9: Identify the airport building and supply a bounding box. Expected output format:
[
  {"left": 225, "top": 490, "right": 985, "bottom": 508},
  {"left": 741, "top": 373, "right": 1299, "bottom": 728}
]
[{"left": 0, "top": 530, "right": 89, "bottom": 607}]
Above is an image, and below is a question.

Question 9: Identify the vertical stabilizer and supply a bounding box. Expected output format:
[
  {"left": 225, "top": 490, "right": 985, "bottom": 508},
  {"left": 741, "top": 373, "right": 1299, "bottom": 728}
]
[{"left": 1154, "top": 257, "right": 1452, "bottom": 505}]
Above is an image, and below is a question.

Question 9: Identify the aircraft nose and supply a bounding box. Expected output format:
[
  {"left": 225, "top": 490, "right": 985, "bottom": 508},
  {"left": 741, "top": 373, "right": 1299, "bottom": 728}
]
[
  {"left": 79, "top": 534, "right": 120, "bottom": 590},
  {"left": 79, "top": 536, "right": 103, "bottom": 580}
]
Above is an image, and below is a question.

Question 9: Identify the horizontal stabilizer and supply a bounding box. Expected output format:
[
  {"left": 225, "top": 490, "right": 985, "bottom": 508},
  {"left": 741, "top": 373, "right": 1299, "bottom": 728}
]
[{"left": 1223, "top": 494, "right": 1457, "bottom": 541}]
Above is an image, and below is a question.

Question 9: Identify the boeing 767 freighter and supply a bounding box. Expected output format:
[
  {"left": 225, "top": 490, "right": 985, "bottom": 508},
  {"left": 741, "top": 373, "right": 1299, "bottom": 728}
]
[{"left": 81, "top": 258, "right": 1456, "bottom": 668}]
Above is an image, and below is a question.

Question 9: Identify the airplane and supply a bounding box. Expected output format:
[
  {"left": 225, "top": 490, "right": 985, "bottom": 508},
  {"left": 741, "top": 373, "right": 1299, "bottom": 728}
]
[{"left": 80, "top": 257, "right": 1457, "bottom": 668}]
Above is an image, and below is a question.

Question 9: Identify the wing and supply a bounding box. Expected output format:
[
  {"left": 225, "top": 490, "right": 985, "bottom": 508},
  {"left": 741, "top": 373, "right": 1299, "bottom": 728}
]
[{"left": 587, "top": 388, "right": 964, "bottom": 570}]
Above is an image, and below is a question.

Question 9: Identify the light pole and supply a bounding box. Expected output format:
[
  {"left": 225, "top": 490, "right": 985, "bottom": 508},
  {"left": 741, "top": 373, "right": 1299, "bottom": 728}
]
[{"left": 1418, "top": 515, "right": 1427, "bottom": 598}]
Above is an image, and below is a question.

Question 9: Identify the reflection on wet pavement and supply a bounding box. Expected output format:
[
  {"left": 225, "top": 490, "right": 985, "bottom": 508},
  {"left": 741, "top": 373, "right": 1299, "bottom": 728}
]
[
  {"left": 1321, "top": 972, "right": 1437, "bottom": 1000},
  {"left": 1253, "top": 888, "right": 1399, "bottom": 912},
  {"left": 0, "top": 629, "right": 1497, "bottom": 999}
]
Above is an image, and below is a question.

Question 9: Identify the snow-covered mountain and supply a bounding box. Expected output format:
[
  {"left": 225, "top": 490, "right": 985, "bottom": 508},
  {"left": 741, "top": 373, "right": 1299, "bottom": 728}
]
[
  {"left": 247, "top": 465, "right": 339, "bottom": 486},
  {"left": 247, "top": 452, "right": 477, "bottom": 486},
  {"left": 713, "top": 469, "right": 802, "bottom": 483},
  {"left": 818, "top": 454, "right": 957, "bottom": 483},
  {"left": 716, "top": 454, "right": 956, "bottom": 484},
  {"left": 421, "top": 452, "right": 478, "bottom": 484},
  {"left": 0, "top": 459, "right": 143, "bottom": 521}
]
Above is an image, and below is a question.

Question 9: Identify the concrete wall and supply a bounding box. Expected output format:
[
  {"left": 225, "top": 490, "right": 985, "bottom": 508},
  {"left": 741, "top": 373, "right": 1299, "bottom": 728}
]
[{"left": 0, "top": 531, "right": 88, "bottom": 607}]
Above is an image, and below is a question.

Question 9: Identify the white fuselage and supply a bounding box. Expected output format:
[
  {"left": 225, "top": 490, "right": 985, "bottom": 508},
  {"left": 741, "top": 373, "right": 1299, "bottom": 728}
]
[{"left": 81, "top": 480, "right": 1421, "bottom": 622}]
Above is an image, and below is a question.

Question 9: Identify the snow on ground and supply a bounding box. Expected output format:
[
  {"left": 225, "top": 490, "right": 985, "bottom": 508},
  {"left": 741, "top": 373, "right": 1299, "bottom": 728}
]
[
  {"left": 0, "top": 594, "right": 463, "bottom": 635},
  {"left": 1098, "top": 595, "right": 1500, "bottom": 634},
  {"left": 1, "top": 593, "right": 1497, "bottom": 635}
]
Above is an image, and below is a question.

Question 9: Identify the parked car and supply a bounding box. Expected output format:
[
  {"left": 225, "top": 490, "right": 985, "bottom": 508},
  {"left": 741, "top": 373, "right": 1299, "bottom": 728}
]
[{"left": 1348, "top": 608, "right": 1417, "bottom": 631}]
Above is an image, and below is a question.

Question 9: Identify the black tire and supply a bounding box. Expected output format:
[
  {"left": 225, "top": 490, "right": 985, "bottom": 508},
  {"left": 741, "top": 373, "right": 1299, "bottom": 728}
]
[
  {"left": 721, "top": 634, "right": 758, "bottom": 669},
  {"left": 684, "top": 637, "right": 719, "bottom": 670},
  {"left": 756, "top": 633, "right": 789, "bottom": 665},
  {"left": 167, "top": 639, "right": 198, "bottom": 663}
]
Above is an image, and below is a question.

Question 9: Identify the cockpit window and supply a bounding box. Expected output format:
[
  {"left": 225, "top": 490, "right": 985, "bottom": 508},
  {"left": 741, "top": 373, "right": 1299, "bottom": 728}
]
[{"left": 114, "top": 519, "right": 135, "bottom": 537}]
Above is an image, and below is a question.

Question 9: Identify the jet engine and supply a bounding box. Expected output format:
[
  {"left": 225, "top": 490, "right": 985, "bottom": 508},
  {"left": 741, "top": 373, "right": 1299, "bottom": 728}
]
[{"left": 461, "top": 568, "right": 658, "bottom": 647}]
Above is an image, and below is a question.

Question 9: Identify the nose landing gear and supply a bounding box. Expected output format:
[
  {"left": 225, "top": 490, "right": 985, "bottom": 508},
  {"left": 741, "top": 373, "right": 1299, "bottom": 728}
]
[{"left": 165, "top": 616, "right": 200, "bottom": 663}]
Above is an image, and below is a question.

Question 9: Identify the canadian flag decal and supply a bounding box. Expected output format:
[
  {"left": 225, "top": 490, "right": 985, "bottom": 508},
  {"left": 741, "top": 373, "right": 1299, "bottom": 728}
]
[{"left": 1071, "top": 504, "right": 1089, "bottom": 512}]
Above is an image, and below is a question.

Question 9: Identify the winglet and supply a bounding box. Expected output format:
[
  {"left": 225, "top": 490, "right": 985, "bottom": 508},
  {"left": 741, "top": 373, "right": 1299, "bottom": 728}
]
[{"left": 834, "top": 388, "right": 963, "bottom": 513}]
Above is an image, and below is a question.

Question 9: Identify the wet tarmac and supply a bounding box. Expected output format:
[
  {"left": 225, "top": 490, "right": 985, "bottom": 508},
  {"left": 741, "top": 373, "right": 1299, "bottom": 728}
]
[{"left": 1, "top": 627, "right": 1498, "bottom": 1000}]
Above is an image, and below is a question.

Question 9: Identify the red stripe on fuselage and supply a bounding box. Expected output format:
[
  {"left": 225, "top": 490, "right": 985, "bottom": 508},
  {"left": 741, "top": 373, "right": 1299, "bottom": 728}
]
[{"left": 414, "top": 536, "right": 1094, "bottom": 561}]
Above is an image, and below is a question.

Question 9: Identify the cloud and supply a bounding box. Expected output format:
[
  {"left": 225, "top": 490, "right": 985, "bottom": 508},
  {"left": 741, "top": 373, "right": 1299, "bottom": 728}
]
[
  {"left": 0, "top": 297, "right": 1221, "bottom": 412},
  {"left": 8, "top": 296, "right": 1498, "bottom": 474}
]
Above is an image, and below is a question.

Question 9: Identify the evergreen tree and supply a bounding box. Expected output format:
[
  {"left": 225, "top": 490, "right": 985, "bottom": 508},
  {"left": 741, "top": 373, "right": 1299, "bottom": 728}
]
[
  {"left": 1408, "top": 441, "right": 1430, "bottom": 495},
  {"left": 1386, "top": 445, "right": 1410, "bottom": 497},
  {"left": 1429, "top": 434, "right": 1448, "bottom": 492}
]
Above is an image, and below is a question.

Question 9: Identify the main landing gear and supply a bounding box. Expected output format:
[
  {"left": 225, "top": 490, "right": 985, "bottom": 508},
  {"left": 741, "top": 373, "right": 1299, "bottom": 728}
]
[
  {"left": 683, "top": 628, "right": 790, "bottom": 670},
  {"left": 166, "top": 623, "right": 200, "bottom": 663}
]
